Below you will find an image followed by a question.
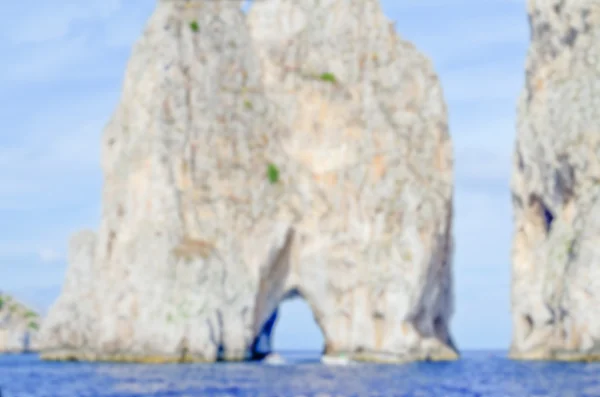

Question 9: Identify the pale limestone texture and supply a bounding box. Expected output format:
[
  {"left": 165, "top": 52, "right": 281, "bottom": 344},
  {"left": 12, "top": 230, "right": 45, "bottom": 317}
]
[
  {"left": 39, "top": 0, "right": 456, "bottom": 363},
  {"left": 0, "top": 293, "right": 40, "bottom": 353},
  {"left": 510, "top": 0, "right": 600, "bottom": 361}
]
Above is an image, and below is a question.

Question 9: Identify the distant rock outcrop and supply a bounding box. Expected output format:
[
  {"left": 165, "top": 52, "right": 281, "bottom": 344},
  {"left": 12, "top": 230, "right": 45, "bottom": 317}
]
[
  {"left": 39, "top": 0, "right": 456, "bottom": 363},
  {"left": 0, "top": 293, "right": 40, "bottom": 353},
  {"left": 510, "top": 0, "right": 600, "bottom": 361}
]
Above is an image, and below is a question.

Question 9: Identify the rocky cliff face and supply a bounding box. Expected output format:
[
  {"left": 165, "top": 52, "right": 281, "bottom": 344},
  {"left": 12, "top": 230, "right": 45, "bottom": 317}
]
[
  {"left": 510, "top": 0, "right": 600, "bottom": 361},
  {"left": 0, "top": 293, "right": 41, "bottom": 353},
  {"left": 39, "top": 0, "right": 456, "bottom": 363}
]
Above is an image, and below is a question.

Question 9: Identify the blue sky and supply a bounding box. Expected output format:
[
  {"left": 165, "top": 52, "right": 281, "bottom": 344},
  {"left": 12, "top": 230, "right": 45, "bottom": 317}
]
[{"left": 0, "top": 0, "right": 528, "bottom": 351}]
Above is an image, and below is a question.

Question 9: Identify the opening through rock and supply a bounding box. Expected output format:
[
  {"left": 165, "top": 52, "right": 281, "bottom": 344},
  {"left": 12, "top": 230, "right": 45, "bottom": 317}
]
[
  {"left": 241, "top": 0, "right": 254, "bottom": 13},
  {"left": 251, "top": 289, "right": 325, "bottom": 362}
]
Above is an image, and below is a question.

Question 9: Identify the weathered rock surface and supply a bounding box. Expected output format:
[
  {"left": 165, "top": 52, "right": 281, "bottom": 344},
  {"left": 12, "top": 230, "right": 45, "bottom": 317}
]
[
  {"left": 0, "top": 293, "right": 41, "bottom": 353},
  {"left": 39, "top": 0, "right": 456, "bottom": 363},
  {"left": 246, "top": 0, "right": 456, "bottom": 362},
  {"left": 510, "top": 0, "right": 600, "bottom": 361}
]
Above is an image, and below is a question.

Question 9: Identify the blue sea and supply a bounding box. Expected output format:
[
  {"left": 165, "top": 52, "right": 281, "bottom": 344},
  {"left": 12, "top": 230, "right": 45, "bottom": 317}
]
[{"left": 1, "top": 351, "right": 599, "bottom": 397}]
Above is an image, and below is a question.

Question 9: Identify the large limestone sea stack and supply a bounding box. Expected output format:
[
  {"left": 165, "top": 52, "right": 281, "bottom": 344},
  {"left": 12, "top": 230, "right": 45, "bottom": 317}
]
[
  {"left": 510, "top": 0, "right": 600, "bottom": 360},
  {"left": 39, "top": 0, "right": 456, "bottom": 363}
]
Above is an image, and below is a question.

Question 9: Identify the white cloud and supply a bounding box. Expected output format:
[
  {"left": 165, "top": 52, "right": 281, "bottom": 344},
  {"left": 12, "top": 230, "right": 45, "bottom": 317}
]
[
  {"left": 0, "top": 89, "right": 115, "bottom": 203},
  {"left": 451, "top": 187, "right": 513, "bottom": 349},
  {"left": 452, "top": 118, "right": 517, "bottom": 191},
  {"left": 99, "top": 4, "right": 154, "bottom": 49},
  {"left": 39, "top": 248, "right": 62, "bottom": 263},
  {"left": 453, "top": 286, "right": 512, "bottom": 349},
  {"left": 0, "top": 1, "right": 148, "bottom": 85},
  {"left": 0, "top": 94, "right": 109, "bottom": 266},
  {"left": 1, "top": 0, "right": 123, "bottom": 44},
  {"left": 0, "top": 222, "right": 79, "bottom": 260},
  {"left": 384, "top": 0, "right": 528, "bottom": 68},
  {"left": 0, "top": 36, "right": 93, "bottom": 83},
  {"left": 442, "top": 63, "right": 524, "bottom": 103},
  {"left": 0, "top": 242, "right": 50, "bottom": 259},
  {"left": 387, "top": 0, "right": 524, "bottom": 8},
  {"left": 454, "top": 188, "right": 513, "bottom": 268},
  {"left": 457, "top": 145, "right": 512, "bottom": 178}
]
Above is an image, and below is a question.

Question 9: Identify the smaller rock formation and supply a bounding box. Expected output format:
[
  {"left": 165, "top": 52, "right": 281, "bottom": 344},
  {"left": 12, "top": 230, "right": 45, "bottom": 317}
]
[
  {"left": 510, "top": 0, "right": 600, "bottom": 361},
  {"left": 0, "top": 293, "right": 41, "bottom": 353}
]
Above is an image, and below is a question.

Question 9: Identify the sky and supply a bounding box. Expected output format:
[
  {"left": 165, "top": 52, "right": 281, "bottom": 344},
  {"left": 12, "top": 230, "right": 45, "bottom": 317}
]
[{"left": 0, "top": 0, "right": 528, "bottom": 351}]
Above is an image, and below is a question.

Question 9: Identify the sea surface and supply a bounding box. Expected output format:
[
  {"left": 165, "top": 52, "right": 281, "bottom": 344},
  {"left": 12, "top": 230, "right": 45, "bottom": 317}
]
[{"left": 0, "top": 350, "right": 599, "bottom": 397}]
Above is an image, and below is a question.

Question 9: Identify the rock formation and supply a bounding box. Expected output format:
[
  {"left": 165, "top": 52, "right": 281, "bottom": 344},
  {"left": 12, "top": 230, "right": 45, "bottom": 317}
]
[
  {"left": 39, "top": 0, "right": 456, "bottom": 363},
  {"left": 510, "top": 0, "right": 600, "bottom": 361},
  {"left": 0, "top": 292, "right": 41, "bottom": 353}
]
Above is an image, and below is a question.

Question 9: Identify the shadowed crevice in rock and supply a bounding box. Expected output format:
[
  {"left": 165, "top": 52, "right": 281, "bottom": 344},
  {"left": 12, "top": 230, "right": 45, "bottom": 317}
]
[
  {"left": 251, "top": 228, "right": 296, "bottom": 340},
  {"left": 250, "top": 309, "right": 278, "bottom": 360},
  {"left": 528, "top": 194, "right": 555, "bottom": 234}
]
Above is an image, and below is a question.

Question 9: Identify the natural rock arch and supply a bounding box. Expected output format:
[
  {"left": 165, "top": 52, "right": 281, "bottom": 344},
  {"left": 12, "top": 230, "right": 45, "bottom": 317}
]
[
  {"left": 248, "top": 228, "right": 328, "bottom": 359},
  {"left": 38, "top": 0, "right": 457, "bottom": 364},
  {"left": 251, "top": 288, "right": 326, "bottom": 359}
]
